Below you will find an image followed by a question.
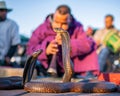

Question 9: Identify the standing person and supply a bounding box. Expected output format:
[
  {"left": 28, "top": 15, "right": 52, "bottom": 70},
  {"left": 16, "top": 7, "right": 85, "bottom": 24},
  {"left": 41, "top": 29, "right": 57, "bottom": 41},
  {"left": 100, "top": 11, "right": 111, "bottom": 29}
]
[
  {"left": 27, "top": 5, "right": 99, "bottom": 77},
  {"left": 93, "top": 14, "right": 119, "bottom": 72},
  {"left": 0, "top": 1, "right": 21, "bottom": 67}
]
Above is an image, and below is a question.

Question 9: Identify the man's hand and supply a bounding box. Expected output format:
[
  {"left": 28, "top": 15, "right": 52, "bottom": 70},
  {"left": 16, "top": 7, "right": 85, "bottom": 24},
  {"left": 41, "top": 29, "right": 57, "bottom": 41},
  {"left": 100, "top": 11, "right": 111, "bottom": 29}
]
[
  {"left": 46, "top": 40, "right": 59, "bottom": 55},
  {"left": 5, "top": 56, "right": 11, "bottom": 65}
]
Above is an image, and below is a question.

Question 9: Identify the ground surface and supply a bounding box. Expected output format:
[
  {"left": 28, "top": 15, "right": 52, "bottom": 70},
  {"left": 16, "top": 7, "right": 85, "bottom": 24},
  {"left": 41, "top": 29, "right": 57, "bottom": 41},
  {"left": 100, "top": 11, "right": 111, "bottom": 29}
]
[{"left": 1, "top": 90, "right": 120, "bottom": 96}]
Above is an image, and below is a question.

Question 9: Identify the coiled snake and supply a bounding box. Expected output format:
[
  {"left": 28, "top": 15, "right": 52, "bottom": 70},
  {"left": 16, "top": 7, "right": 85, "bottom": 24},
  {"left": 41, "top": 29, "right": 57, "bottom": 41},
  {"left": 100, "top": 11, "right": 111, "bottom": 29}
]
[{"left": 22, "top": 28, "right": 117, "bottom": 93}]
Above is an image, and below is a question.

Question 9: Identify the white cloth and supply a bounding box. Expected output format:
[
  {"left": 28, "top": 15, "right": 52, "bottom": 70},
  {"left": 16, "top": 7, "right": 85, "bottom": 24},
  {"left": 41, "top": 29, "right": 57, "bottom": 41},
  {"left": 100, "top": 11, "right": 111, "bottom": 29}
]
[
  {"left": 0, "top": 18, "right": 20, "bottom": 60},
  {"left": 93, "top": 28, "right": 118, "bottom": 54}
]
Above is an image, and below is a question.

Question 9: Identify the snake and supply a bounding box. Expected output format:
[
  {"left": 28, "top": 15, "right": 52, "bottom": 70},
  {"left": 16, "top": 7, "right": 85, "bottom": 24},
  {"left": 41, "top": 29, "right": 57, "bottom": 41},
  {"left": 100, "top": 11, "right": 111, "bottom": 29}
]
[
  {"left": 0, "top": 28, "right": 118, "bottom": 93},
  {"left": 22, "top": 28, "right": 118, "bottom": 93},
  {"left": 0, "top": 76, "right": 23, "bottom": 90}
]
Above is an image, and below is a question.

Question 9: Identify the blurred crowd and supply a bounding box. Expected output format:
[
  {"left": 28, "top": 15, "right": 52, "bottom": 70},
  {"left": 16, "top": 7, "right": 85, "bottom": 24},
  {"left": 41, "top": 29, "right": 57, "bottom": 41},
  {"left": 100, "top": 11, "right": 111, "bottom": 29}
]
[
  {"left": 0, "top": 1, "right": 120, "bottom": 78},
  {"left": 86, "top": 15, "right": 120, "bottom": 72}
]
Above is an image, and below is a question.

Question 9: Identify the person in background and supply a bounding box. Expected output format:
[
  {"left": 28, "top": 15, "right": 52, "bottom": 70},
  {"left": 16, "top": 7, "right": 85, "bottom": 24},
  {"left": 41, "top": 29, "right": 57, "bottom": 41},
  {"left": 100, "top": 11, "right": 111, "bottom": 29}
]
[
  {"left": 93, "top": 14, "right": 119, "bottom": 72},
  {"left": 86, "top": 26, "right": 97, "bottom": 38},
  {"left": 86, "top": 26, "right": 94, "bottom": 37},
  {"left": 0, "top": 1, "right": 21, "bottom": 67},
  {"left": 27, "top": 5, "right": 99, "bottom": 78}
]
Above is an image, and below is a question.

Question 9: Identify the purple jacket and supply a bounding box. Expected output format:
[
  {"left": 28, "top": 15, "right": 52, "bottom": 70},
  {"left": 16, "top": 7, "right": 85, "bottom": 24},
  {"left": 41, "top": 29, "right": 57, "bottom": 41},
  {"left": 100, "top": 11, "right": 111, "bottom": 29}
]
[{"left": 26, "top": 15, "right": 99, "bottom": 73}]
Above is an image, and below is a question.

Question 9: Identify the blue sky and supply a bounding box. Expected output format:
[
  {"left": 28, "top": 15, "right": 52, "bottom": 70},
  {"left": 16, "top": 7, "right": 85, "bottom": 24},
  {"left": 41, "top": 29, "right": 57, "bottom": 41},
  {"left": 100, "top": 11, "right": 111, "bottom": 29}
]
[{"left": 4, "top": 0, "right": 120, "bottom": 37}]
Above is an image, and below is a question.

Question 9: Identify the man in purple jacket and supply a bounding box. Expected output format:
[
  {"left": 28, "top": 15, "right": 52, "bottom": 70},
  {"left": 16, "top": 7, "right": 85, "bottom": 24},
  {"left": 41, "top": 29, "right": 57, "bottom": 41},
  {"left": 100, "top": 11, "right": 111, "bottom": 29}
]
[{"left": 26, "top": 5, "right": 99, "bottom": 77}]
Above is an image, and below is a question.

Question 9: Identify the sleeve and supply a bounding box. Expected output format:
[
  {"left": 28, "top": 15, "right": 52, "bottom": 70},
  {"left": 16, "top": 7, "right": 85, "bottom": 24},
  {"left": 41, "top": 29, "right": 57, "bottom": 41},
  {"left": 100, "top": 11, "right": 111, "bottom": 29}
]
[
  {"left": 10, "top": 22, "right": 21, "bottom": 45},
  {"left": 70, "top": 25, "right": 95, "bottom": 58},
  {"left": 26, "top": 25, "right": 48, "bottom": 61}
]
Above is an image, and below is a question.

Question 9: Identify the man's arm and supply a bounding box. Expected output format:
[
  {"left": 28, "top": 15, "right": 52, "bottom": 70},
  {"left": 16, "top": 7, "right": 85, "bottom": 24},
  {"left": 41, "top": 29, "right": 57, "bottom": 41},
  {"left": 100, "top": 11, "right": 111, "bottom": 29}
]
[
  {"left": 70, "top": 26, "right": 95, "bottom": 58},
  {"left": 5, "top": 45, "right": 18, "bottom": 58},
  {"left": 4, "top": 45, "right": 18, "bottom": 64}
]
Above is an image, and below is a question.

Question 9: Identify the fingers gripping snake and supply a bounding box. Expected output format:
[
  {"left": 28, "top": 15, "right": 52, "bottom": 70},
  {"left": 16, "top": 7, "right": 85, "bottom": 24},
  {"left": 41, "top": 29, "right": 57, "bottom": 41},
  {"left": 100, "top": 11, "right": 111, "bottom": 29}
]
[{"left": 23, "top": 28, "right": 117, "bottom": 93}]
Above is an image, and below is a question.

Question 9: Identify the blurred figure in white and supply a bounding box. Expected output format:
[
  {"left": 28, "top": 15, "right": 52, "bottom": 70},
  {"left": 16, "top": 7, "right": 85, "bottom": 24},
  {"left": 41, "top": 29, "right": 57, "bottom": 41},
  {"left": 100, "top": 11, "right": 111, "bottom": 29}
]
[{"left": 0, "top": 1, "right": 21, "bottom": 67}]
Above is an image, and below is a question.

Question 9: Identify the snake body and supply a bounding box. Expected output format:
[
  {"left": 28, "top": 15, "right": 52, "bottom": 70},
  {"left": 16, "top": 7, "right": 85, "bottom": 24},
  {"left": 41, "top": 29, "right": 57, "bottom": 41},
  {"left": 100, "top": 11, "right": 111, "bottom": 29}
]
[
  {"left": 23, "top": 28, "right": 117, "bottom": 93},
  {"left": 56, "top": 28, "right": 73, "bottom": 82},
  {"left": 0, "top": 76, "right": 23, "bottom": 90}
]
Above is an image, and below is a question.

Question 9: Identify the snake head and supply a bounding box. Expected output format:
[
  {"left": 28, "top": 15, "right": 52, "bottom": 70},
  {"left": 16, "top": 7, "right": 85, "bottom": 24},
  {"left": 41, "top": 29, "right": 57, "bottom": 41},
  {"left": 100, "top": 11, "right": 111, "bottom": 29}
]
[
  {"left": 53, "top": 28, "right": 67, "bottom": 33},
  {"left": 32, "top": 49, "right": 43, "bottom": 58}
]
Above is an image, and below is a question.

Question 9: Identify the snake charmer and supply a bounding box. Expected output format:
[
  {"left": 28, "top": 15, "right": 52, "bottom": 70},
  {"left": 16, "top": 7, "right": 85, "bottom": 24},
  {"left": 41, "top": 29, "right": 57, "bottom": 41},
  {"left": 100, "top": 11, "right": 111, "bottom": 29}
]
[{"left": 26, "top": 5, "right": 99, "bottom": 78}]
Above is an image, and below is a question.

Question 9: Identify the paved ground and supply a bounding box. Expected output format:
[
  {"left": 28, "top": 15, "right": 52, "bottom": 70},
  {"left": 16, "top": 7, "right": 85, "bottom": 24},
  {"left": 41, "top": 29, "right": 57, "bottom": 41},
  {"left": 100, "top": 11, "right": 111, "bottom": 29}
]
[{"left": 0, "top": 90, "right": 120, "bottom": 96}]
